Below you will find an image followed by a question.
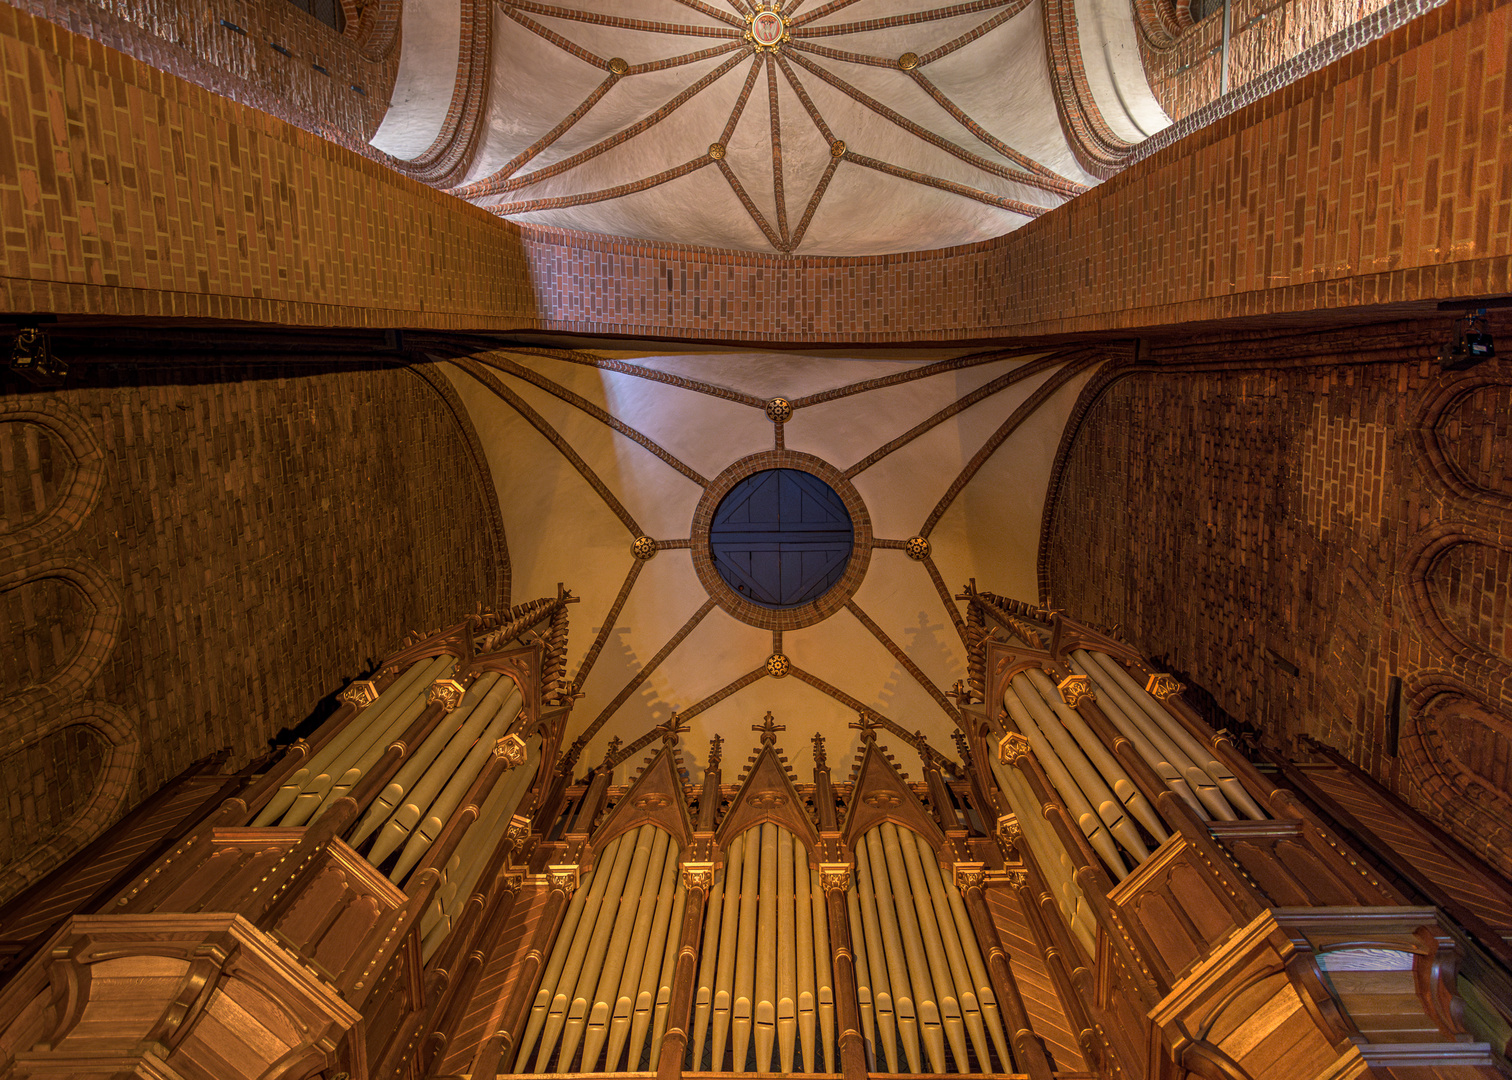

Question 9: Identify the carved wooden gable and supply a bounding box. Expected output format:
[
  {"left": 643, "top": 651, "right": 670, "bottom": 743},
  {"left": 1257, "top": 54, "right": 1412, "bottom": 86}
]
[
  {"left": 982, "top": 637, "right": 1053, "bottom": 729},
  {"left": 715, "top": 743, "right": 821, "bottom": 860},
  {"left": 841, "top": 739, "right": 947, "bottom": 852},
  {"left": 587, "top": 743, "right": 694, "bottom": 862}
]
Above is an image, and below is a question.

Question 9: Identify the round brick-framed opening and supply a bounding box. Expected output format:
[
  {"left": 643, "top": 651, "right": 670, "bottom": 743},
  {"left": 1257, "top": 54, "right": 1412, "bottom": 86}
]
[{"left": 692, "top": 451, "right": 872, "bottom": 631}]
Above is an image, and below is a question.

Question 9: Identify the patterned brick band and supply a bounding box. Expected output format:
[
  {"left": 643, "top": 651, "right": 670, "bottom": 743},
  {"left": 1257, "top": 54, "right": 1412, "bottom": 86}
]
[{"left": 691, "top": 452, "right": 873, "bottom": 631}]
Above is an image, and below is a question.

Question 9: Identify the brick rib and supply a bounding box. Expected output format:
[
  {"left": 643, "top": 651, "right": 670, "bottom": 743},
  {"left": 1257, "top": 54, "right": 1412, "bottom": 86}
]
[
  {"left": 487, "top": 156, "right": 714, "bottom": 215},
  {"left": 453, "top": 360, "right": 642, "bottom": 536},
  {"left": 500, "top": 5, "right": 611, "bottom": 69},
  {"left": 789, "top": 0, "right": 869, "bottom": 28},
  {"left": 845, "top": 599, "right": 963, "bottom": 726},
  {"left": 669, "top": 0, "right": 749, "bottom": 27},
  {"left": 390, "top": 0, "right": 492, "bottom": 187},
  {"left": 628, "top": 39, "right": 749, "bottom": 75},
  {"left": 786, "top": 664, "right": 950, "bottom": 766},
  {"left": 922, "top": 554, "right": 969, "bottom": 645},
  {"left": 571, "top": 560, "right": 644, "bottom": 696},
  {"left": 474, "top": 352, "right": 711, "bottom": 486},
  {"left": 511, "top": 348, "right": 768, "bottom": 409},
  {"left": 916, "top": 2, "right": 1030, "bottom": 62},
  {"left": 453, "top": 74, "right": 620, "bottom": 197},
  {"left": 766, "top": 55, "right": 790, "bottom": 245},
  {"left": 788, "top": 156, "right": 840, "bottom": 250},
  {"left": 921, "top": 354, "right": 1102, "bottom": 537},
  {"left": 719, "top": 161, "right": 787, "bottom": 251},
  {"left": 788, "top": 346, "right": 1042, "bottom": 407},
  {"left": 846, "top": 151, "right": 1048, "bottom": 219},
  {"left": 842, "top": 352, "right": 1064, "bottom": 477},
  {"left": 1040, "top": 0, "right": 1137, "bottom": 178},
  {"left": 677, "top": 666, "right": 771, "bottom": 722},
  {"left": 786, "top": 52, "right": 1063, "bottom": 201},
  {"left": 481, "top": 50, "right": 750, "bottom": 196},
  {"left": 577, "top": 598, "right": 718, "bottom": 747},
  {"left": 498, "top": 0, "right": 744, "bottom": 37},
  {"left": 794, "top": 0, "right": 1010, "bottom": 35},
  {"left": 721, "top": 58, "right": 767, "bottom": 143}
]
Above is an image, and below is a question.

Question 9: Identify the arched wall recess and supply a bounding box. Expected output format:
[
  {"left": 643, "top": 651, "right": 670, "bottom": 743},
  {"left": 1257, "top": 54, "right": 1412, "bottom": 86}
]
[
  {"left": 1414, "top": 375, "right": 1512, "bottom": 508},
  {"left": 0, "top": 701, "right": 141, "bottom": 903},
  {"left": 0, "top": 401, "right": 106, "bottom": 560},
  {"left": 1405, "top": 523, "right": 1512, "bottom": 682},
  {"left": 1400, "top": 673, "right": 1512, "bottom": 879},
  {"left": 0, "top": 558, "right": 123, "bottom": 745}
]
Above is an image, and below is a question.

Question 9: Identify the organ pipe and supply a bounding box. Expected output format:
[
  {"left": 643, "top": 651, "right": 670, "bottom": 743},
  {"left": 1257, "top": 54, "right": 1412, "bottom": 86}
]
[
  {"left": 731, "top": 830, "right": 761, "bottom": 1069},
  {"left": 879, "top": 824, "right": 947, "bottom": 1072},
  {"left": 581, "top": 826, "right": 665, "bottom": 1070},
  {"left": 853, "top": 842, "right": 899, "bottom": 1072},
  {"left": 1086, "top": 650, "right": 1267, "bottom": 820},
  {"left": 810, "top": 865, "right": 836, "bottom": 1074},
  {"left": 862, "top": 832, "right": 923, "bottom": 1072},
  {"left": 624, "top": 841, "right": 680, "bottom": 1069},
  {"left": 710, "top": 832, "right": 746, "bottom": 1070},
  {"left": 845, "top": 884, "right": 876, "bottom": 1070},
  {"left": 1022, "top": 667, "right": 1169, "bottom": 844},
  {"left": 252, "top": 655, "right": 434, "bottom": 826},
  {"left": 648, "top": 871, "right": 688, "bottom": 1064},
  {"left": 515, "top": 857, "right": 601, "bottom": 1070},
  {"left": 903, "top": 831, "right": 991, "bottom": 1069},
  {"left": 776, "top": 828, "right": 798, "bottom": 1073},
  {"left": 1071, "top": 649, "right": 1230, "bottom": 820},
  {"left": 691, "top": 859, "right": 725, "bottom": 1067},
  {"left": 794, "top": 850, "right": 817, "bottom": 1073}
]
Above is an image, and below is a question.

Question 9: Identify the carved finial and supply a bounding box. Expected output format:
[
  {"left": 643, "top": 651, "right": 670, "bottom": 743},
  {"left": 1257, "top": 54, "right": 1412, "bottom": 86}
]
[
  {"left": 754, "top": 711, "right": 786, "bottom": 745},
  {"left": 707, "top": 733, "right": 724, "bottom": 770},
  {"left": 812, "top": 732, "right": 828, "bottom": 771},
  {"left": 605, "top": 736, "right": 623, "bottom": 759},
  {"left": 848, "top": 711, "right": 882, "bottom": 743},
  {"left": 659, "top": 713, "right": 690, "bottom": 745},
  {"left": 952, "top": 729, "right": 972, "bottom": 764},
  {"left": 951, "top": 679, "right": 972, "bottom": 706}
]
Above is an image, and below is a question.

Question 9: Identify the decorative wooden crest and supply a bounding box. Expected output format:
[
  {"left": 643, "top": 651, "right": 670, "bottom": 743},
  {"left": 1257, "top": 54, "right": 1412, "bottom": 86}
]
[
  {"left": 715, "top": 732, "right": 821, "bottom": 860},
  {"left": 586, "top": 742, "right": 695, "bottom": 863},
  {"left": 982, "top": 637, "right": 1054, "bottom": 729},
  {"left": 1047, "top": 612, "right": 1143, "bottom": 666},
  {"left": 841, "top": 738, "right": 947, "bottom": 852},
  {"left": 379, "top": 617, "right": 478, "bottom": 675}
]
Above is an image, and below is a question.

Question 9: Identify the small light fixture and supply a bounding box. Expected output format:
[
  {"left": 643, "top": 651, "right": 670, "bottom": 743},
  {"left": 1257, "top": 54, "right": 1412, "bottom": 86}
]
[{"left": 1441, "top": 308, "right": 1496, "bottom": 371}]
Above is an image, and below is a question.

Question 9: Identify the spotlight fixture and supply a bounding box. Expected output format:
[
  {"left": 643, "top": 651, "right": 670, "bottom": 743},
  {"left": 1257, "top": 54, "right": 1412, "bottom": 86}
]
[
  {"left": 1440, "top": 308, "right": 1496, "bottom": 371},
  {"left": 7, "top": 326, "right": 67, "bottom": 384}
]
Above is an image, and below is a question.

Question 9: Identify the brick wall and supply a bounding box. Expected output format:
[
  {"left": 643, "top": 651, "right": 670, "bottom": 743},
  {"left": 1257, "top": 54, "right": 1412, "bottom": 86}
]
[
  {"left": 1041, "top": 323, "right": 1512, "bottom": 876},
  {"left": 7, "top": 0, "right": 397, "bottom": 143},
  {"left": 0, "top": 354, "right": 506, "bottom": 902},
  {"left": 1142, "top": 0, "right": 1393, "bottom": 121},
  {"left": 0, "top": 0, "right": 1507, "bottom": 342}
]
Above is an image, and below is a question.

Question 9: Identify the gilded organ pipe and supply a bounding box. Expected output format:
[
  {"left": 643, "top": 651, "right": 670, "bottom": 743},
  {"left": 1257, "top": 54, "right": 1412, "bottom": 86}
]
[
  {"left": 862, "top": 831, "right": 923, "bottom": 1072},
  {"left": 794, "top": 848, "right": 817, "bottom": 1072},
  {"left": 776, "top": 827, "right": 798, "bottom": 1073},
  {"left": 809, "top": 865, "right": 836, "bottom": 1074},
  {"left": 755, "top": 824, "right": 779, "bottom": 1072},
  {"left": 624, "top": 840, "right": 679, "bottom": 1068},
  {"left": 709, "top": 832, "right": 746, "bottom": 1069},
  {"left": 878, "top": 823, "right": 947, "bottom": 1072}
]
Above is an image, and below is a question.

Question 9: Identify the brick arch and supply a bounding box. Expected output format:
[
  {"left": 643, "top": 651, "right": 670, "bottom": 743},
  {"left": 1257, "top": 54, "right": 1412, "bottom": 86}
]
[
  {"left": 0, "top": 400, "right": 105, "bottom": 560},
  {"left": 1403, "top": 523, "right": 1512, "bottom": 691},
  {"left": 1400, "top": 673, "right": 1512, "bottom": 879},
  {"left": 1412, "top": 371, "right": 1512, "bottom": 509},
  {"left": 0, "top": 701, "right": 141, "bottom": 905},
  {"left": 0, "top": 559, "right": 123, "bottom": 746}
]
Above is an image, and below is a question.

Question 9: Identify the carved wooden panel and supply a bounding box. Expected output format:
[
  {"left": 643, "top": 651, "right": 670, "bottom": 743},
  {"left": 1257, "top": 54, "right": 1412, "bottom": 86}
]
[
  {"left": 1212, "top": 819, "right": 1384, "bottom": 907},
  {"left": 1109, "top": 837, "right": 1242, "bottom": 985},
  {"left": 0, "top": 914, "right": 362, "bottom": 1080}
]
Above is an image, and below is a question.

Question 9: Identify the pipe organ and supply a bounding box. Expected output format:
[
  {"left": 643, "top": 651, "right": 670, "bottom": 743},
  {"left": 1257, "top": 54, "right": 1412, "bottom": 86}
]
[{"left": 1, "top": 584, "right": 1511, "bottom": 1080}]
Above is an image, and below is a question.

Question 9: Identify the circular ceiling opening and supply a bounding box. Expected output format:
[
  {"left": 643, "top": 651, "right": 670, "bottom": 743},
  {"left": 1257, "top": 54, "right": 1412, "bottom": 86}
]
[{"left": 708, "top": 468, "right": 853, "bottom": 609}]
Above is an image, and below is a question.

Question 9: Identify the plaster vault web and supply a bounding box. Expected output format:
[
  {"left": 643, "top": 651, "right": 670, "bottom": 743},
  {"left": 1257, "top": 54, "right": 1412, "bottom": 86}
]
[{"left": 439, "top": 0, "right": 1106, "bottom": 254}]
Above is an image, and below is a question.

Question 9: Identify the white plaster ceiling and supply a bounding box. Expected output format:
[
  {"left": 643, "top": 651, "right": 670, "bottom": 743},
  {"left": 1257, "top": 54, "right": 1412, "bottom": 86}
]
[
  {"left": 442, "top": 346, "right": 1105, "bottom": 780},
  {"left": 376, "top": 0, "right": 1170, "bottom": 254}
]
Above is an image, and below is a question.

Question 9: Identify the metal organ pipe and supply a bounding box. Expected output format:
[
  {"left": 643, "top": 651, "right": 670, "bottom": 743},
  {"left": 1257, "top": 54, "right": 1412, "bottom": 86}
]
[
  {"left": 794, "top": 850, "right": 817, "bottom": 1073},
  {"left": 515, "top": 854, "right": 601, "bottom": 1070},
  {"left": 253, "top": 655, "right": 436, "bottom": 827},
  {"left": 1002, "top": 684, "right": 1131, "bottom": 878},
  {"left": 775, "top": 828, "right": 798, "bottom": 1073},
  {"left": 879, "top": 824, "right": 947, "bottom": 1072},
  {"left": 902, "top": 831, "right": 990, "bottom": 1070},
  {"left": 853, "top": 841, "right": 899, "bottom": 1072},
  {"left": 863, "top": 831, "right": 923, "bottom": 1072},
  {"left": 269, "top": 654, "right": 455, "bottom": 827},
  {"left": 691, "top": 858, "right": 725, "bottom": 1067},
  {"left": 648, "top": 870, "right": 688, "bottom": 1064},
  {"left": 1022, "top": 667, "right": 1170, "bottom": 844},
  {"left": 356, "top": 673, "right": 507, "bottom": 862},
  {"left": 709, "top": 832, "right": 746, "bottom": 1070},
  {"left": 388, "top": 685, "right": 526, "bottom": 881},
  {"left": 809, "top": 865, "right": 835, "bottom": 1073},
  {"left": 582, "top": 825, "right": 665, "bottom": 1070},
  {"left": 731, "top": 829, "right": 762, "bottom": 1069},
  {"left": 1071, "top": 649, "right": 1229, "bottom": 820},
  {"left": 626, "top": 840, "right": 679, "bottom": 1069},
  {"left": 938, "top": 845, "right": 1014, "bottom": 1071},
  {"left": 1087, "top": 650, "right": 1268, "bottom": 820}
]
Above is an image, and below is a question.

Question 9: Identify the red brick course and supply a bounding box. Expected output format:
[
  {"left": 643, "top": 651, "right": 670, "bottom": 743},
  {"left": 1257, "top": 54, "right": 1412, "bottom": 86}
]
[{"left": 1, "top": 0, "right": 1509, "bottom": 341}]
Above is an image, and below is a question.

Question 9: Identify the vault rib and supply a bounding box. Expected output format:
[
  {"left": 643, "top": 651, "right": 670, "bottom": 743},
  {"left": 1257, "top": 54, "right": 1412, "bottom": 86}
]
[
  {"left": 788, "top": 0, "right": 869, "bottom": 28},
  {"left": 919, "top": 352, "right": 1104, "bottom": 538},
  {"left": 452, "top": 359, "right": 644, "bottom": 536},
  {"left": 453, "top": 74, "right": 620, "bottom": 198},
  {"left": 669, "top": 0, "right": 750, "bottom": 28},
  {"left": 844, "top": 599, "right": 963, "bottom": 727},
  {"left": 573, "top": 559, "right": 646, "bottom": 697},
  {"left": 577, "top": 598, "right": 719, "bottom": 749},
  {"left": 842, "top": 352, "right": 1065, "bottom": 477},
  {"left": 794, "top": 0, "right": 1010, "bottom": 36},
  {"left": 509, "top": 348, "right": 769, "bottom": 410},
  {"left": 786, "top": 346, "right": 1044, "bottom": 408},
  {"left": 475, "top": 352, "right": 712, "bottom": 486},
  {"left": 845, "top": 150, "right": 1048, "bottom": 218},
  {"left": 500, "top": 6, "right": 613, "bottom": 69},
  {"left": 499, "top": 0, "right": 744, "bottom": 37},
  {"left": 481, "top": 50, "right": 751, "bottom": 196},
  {"left": 766, "top": 56, "right": 791, "bottom": 246},
  {"left": 485, "top": 156, "right": 715, "bottom": 215},
  {"left": 718, "top": 161, "right": 787, "bottom": 250},
  {"left": 785, "top": 52, "right": 1066, "bottom": 201}
]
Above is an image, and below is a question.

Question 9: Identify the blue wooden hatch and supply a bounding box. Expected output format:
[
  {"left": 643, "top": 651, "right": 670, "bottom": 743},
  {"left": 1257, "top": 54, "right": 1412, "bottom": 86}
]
[{"left": 708, "top": 468, "right": 854, "bottom": 609}]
